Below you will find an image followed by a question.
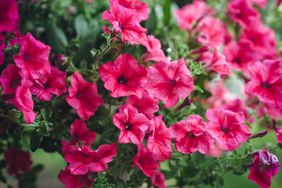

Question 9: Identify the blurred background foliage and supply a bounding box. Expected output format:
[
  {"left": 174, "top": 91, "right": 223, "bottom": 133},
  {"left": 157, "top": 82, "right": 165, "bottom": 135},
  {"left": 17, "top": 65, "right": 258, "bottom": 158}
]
[{"left": 2, "top": 0, "right": 281, "bottom": 187}]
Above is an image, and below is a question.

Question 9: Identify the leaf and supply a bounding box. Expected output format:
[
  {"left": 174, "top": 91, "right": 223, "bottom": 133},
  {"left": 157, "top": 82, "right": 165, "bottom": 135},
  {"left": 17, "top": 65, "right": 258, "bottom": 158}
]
[
  {"left": 46, "top": 23, "right": 68, "bottom": 52},
  {"left": 74, "top": 14, "right": 89, "bottom": 39},
  {"left": 163, "top": 0, "right": 171, "bottom": 25},
  {"left": 30, "top": 131, "right": 44, "bottom": 152}
]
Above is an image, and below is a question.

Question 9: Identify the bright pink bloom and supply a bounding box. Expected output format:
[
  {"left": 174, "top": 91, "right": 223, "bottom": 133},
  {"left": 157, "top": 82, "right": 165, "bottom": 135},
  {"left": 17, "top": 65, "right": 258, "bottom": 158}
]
[
  {"left": 170, "top": 115, "right": 213, "bottom": 154},
  {"left": 276, "top": 128, "right": 282, "bottom": 144},
  {"left": 58, "top": 169, "right": 94, "bottom": 188},
  {"left": 227, "top": 0, "right": 260, "bottom": 27},
  {"left": 133, "top": 144, "right": 160, "bottom": 177},
  {"left": 142, "top": 35, "right": 167, "bottom": 63},
  {"left": 146, "top": 59, "right": 194, "bottom": 108},
  {"left": 13, "top": 33, "right": 51, "bottom": 80},
  {"left": 151, "top": 171, "right": 166, "bottom": 188},
  {"left": 31, "top": 66, "right": 67, "bottom": 101},
  {"left": 0, "top": 35, "right": 4, "bottom": 65},
  {"left": 250, "top": 0, "right": 268, "bottom": 8},
  {"left": 197, "top": 17, "right": 230, "bottom": 46},
  {"left": 221, "top": 99, "right": 249, "bottom": 120},
  {"left": 245, "top": 60, "right": 282, "bottom": 106},
  {"left": 99, "top": 54, "right": 148, "bottom": 98},
  {"left": 113, "top": 104, "right": 149, "bottom": 144},
  {"left": 200, "top": 47, "right": 230, "bottom": 75},
  {"left": 261, "top": 103, "right": 282, "bottom": 119},
  {"left": 70, "top": 119, "right": 96, "bottom": 146},
  {"left": 113, "top": 0, "right": 149, "bottom": 22},
  {"left": 65, "top": 144, "right": 117, "bottom": 175},
  {"left": 4, "top": 147, "right": 32, "bottom": 176},
  {"left": 102, "top": 1, "right": 147, "bottom": 44},
  {"left": 13, "top": 79, "right": 36, "bottom": 124},
  {"left": 248, "top": 149, "right": 280, "bottom": 188},
  {"left": 126, "top": 91, "right": 159, "bottom": 119},
  {"left": 66, "top": 72, "right": 103, "bottom": 120},
  {"left": 176, "top": 0, "right": 214, "bottom": 31},
  {"left": 147, "top": 115, "right": 172, "bottom": 161},
  {"left": 0, "top": 64, "right": 21, "bottom": 95},
  {"left": 206, "top": 108, "right": 251, "bottom": 151},
  {"left": 0, "top": 0, "right": 19, "bottom": 32}
]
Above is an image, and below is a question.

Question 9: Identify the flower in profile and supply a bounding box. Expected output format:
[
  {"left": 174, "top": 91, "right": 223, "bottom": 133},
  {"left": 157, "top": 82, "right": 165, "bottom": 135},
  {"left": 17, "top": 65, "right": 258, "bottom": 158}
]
[
  {"left": 206, "top": 108, "right": 251, "bottom": 151},
  {"left": 58, "top": 168, "right": 94, "bottom": 188},
  {"left": 170, "top": 115, "right": 213, "bottom": 155},
  {"left": 31, "top": 66, "right": 67, "bottom": 101},
  {"left": 13, "top": 33, "right": 51, "bottom": 80},
  {"left": 141, "top": 35, "right": 167, "bottom": 63},
  {"left": 4, "top": 147, "right": 32, "bottom": 176},
  {"left": 151, "top": 171, "right": 166, "bottom": 188},
  {"left": 147, "top": 115, "right": 172, "bottom": 161},
  {"left": 70, "top": 119, "right": 96, "bottom": 146},
  {"left": 126, "top": 91, "right": 159, "bottom": 119},
  {"left": 65, "top": 144, "right": 117, "bottom": 175},
  {"left": 99, "top": 54, "right": 148, "bottom": 98},
  {"left": 248, "top": 149, "right": 280, "bottom": 188},
  {"left": 102, "top": 1, "right": 147, "bottom": 44},
  {"left": 176, "top": 0, "right": 214, "bottom": 31},
  {"left": 0, "top": 0, "right": 19, "bottom": 32},
  {"left": 66, "top": 72, "right": 103, "bottom": 120},
  {"left": 133, "top": 144, "right": 160, "bottom": 177},
  {"left": 113, "top": 104, "right": 149, "bottom": 144},
  {"left": 245, "top": 60, "right": 282, "bottom": 106},
  {"left": 146, "top": 59, "right": 194, "bottom": 108},
  {"left": 0, "top": 64, "right": 22, "bottom": 95}
]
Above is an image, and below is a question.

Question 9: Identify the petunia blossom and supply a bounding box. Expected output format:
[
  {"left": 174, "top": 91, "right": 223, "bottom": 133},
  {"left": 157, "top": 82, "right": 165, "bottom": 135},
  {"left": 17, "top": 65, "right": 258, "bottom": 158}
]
[
  {"left": 151, "top": 171, "right": 166, "bottom": 188},
  {"left": 66, "top": 72, "right": 103, "bottom": 120},
  {"left": 99, "top": 54, "right": 148, "bottom": 98},
  {"left": 0, "top": 64, "right": 22, "bottom": 95},
  {"left": 146, "top": 59, "right": 194, "bottom": 108},
  {"left": 58, "top": 168, "right": 94, "bottom": 188},
  {"left": 170, "top": 115, "right": 213, "bottom": 155},
  {"left": 70, "top": 119, "right": 96, "bottom": 146},
  {"left": 113, "top": 104, "right": 149, "bottom": 144},
  {"left": 0, "top": 0, "right": 19, "bottom": 32},
  {"left": 206, "top": 108, "right": 251, "bottom": 151},
  {"left": 141, "top": 35, "right": 167, "bottom": 63}
]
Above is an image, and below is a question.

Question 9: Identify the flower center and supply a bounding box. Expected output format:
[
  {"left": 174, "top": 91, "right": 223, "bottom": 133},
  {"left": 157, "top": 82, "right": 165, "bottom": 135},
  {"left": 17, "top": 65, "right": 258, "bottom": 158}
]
[
  {"left": 118, "top": 76, "right": 128, "bottom": 84},
  {"left": 169, "top": 79, "right": 177, "bottom": 86},
  {"left": 11, "top": 78, "right": 20, "bottom": 89},
  {"left": 23, "top": 53, "right": 31, "bottom": 61},
  {"left": 234, "top": 58, "right": 241, "bottom": 64},
  {"left": 221, "top": 126, "right": 229, "bottom": 134},
  {"left": 187, "top": 132, "right": 195, "bottom": 139},
  {"left": 125, "top": 122, "right": 131, "bottom": 130},
  {"left": 261, "top": 81, "right": 271, "bottom": 89}
]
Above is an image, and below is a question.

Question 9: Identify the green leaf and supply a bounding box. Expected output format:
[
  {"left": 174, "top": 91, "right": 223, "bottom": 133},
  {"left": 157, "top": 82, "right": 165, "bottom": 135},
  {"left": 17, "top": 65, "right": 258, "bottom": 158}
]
[
  {"left": 163, "top": 0, "right": 171, "bottom": 26},
  {"left": 29, "top": 131, "right": 44, "bottom": 152},
  {"left": 46, "top": 23, "right": 68, "bottom": 52},
  {"left": 74, "top": 14, "right": 89, "bottom": 39}
]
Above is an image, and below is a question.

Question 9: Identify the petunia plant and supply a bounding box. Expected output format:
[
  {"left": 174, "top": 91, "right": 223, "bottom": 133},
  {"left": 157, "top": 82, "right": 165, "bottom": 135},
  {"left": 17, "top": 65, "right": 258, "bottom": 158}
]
[{"left": 0, "top": 0, "right": 282, "bottom": 188}]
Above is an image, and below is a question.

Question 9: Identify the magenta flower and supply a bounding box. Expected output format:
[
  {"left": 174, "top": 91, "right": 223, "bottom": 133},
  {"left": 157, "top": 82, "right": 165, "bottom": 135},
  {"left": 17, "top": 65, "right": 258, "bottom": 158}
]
[
  {"left": 102, "top": 1, "right": 147, "bottom": 44},
  {"left": 4, "top": 147, "right": 32, "bottom": 176},
  {"left": 126, "top": 91, "right": 159, "bottom": 119},
  {"left": 13, "top": 33, "right": 51, "bottom": 80},
  {"left": 31, "top": 66, "right": 67, "bottom": 101},
  {"left": 0, "top": 34, "right": 5, "bottom": 65},
  {"left": 113, "top": 104, "right": 149, "bottom": 144},
  {"left": 141, "top": 35, "right": 167, "bottom": 63},
  {"left": 58, "top": 169, "right": 94, "bottom": 188},
  {"left": 151, "top": 171, "right": 166, "bottom": 188},
  {"left": 206, "top": 108, "right": 251, "bottom": 151},
  {"left": 147, "top": 115, "right": 172, "bottom": 161},
  {"left": 275, "top": 128, "right": 282, "bottom": 144},
  {"left": 99, "top": 54, "right": 148, "bottom": 98},
  {"left": 0, "top": 64, "right": 22, "bottom": 95},
  {"left": 146, "top": 59, "right": 194, "bottom": 108},
  {"left": 170, "top": 115, "right": 213, "bottom": 155},
  {"left": 70, "top": 119, "right": 96, "bottom": 146},
  {"left": 66, "top": 72, "right": 103, "bottom": 120},
  {"left": 248, "top": 149, "right": 280, "bottom": 188},
  {"left": 133, "top": 144, "right": 160, "bottom": 177},
  {"left": 0, "top": 0, "right": 19, "bottom": 32},
  {"left": 65, "top": 144, "right": 117, "bottom": 175},
  {"left": 245, "top": 60, "right": 282, "bottom": 106}
]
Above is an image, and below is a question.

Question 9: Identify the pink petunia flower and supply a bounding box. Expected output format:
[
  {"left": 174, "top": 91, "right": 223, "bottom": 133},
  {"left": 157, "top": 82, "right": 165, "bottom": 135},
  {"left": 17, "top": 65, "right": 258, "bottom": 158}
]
[
  {"left": 133, "top": 144, "right": 160, "bottom": 177},
  {"left": 206, "top": 108, "right": 251, "bottom": 151},
  {"left": 146, "top": 59, "right": 194, "bottom": 108},
  {"left": 147, "top": 115, "right": 172, "bottom": 161},
  {"left": 113, "top": 104, "right": 149, "bottom": 144},
  {"left": 126, "top": 91, "right": 159, "bottom": 119},
  {"left": 70, "top": 119, "right": 96, "bottom": 146},
  {"left": 276, "top": 128, "right": 282, "bottom": 144},
  {"left": 4, "top": 147, "right": 32, "bottom": 176},
  {"left": 0, "top": 0, "right": 19, "bottom": 32},
  {"left": 151, "top": 171, "right": 166, "bottom": 188},
  {"left": 30, "top": 66, "right": 67, "bottom": 101},
  {"left": 176, "top": 0, "right": 214, "bottom": 31},
  {"left": 58, "top": 168, "right": 94, "bottom": 188},
  {"left": 248, "top": 149, "right": 280, "bottom": 188},
  {"left": 66, "top": 72, "right": 103, "bottom": 120},
  {"left": 98, "top": 54, "right": 148, "bottom": 98},
  {"left": 0, "top": 64, "right": 22, "bottom": 95},
  {"left": 65, "top": 144, "right": 117, "bottom": 175},
  {"left": 13, "top": 33, "right": 51, "bottom": 80},
  {"left": 170, "top": 115, "right": 213, "bottom": 155},
  {"left": 250, "top": 0, "right": 268, "bottom": 8},
  {"left": 102, "top": 1, "right": 147, "bottom": 44},
  {"left": 245, "top": 60, "right": 282, "bottom": 106},
  {"left": 141, "top": 35, "right": 167, "bottom": 63}
]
